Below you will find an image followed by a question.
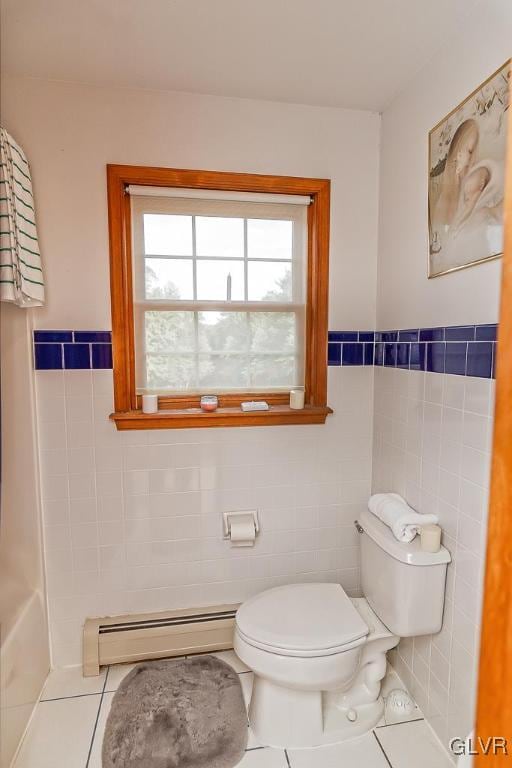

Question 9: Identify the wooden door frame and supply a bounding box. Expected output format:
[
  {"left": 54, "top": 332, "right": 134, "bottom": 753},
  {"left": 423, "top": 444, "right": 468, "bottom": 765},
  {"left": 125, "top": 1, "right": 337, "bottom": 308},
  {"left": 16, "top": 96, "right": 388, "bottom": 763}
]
[{"left": 475, "top": 95, "right": 512, "bottom": 762}]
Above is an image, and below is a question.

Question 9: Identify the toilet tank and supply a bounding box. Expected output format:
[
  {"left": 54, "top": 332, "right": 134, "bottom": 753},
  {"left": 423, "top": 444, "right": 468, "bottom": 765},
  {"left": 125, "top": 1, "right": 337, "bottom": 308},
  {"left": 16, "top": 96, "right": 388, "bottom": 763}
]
[{"left": 358, "top": 509, "right": 451, "bottom": 637}]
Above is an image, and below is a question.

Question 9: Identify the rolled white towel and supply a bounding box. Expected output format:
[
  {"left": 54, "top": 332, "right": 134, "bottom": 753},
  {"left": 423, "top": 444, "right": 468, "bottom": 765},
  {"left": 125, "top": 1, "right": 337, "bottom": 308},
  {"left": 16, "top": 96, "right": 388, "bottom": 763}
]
[{"left": 368, "top": 493, "right": 438, "bottom": 543}]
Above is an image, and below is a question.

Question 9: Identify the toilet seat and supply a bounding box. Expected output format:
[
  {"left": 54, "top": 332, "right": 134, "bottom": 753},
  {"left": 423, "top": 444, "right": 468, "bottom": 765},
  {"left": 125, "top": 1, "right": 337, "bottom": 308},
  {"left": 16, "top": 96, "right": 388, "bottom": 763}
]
[{"left": 235, "top": 583, "right": 369, "bottom": 657}]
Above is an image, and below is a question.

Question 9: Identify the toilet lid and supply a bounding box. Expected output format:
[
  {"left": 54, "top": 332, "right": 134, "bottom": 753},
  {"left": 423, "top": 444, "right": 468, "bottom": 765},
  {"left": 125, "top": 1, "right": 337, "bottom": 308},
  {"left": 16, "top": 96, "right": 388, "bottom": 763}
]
[{"left": 236, "top": 583, "right": 369, "bottom": 655}]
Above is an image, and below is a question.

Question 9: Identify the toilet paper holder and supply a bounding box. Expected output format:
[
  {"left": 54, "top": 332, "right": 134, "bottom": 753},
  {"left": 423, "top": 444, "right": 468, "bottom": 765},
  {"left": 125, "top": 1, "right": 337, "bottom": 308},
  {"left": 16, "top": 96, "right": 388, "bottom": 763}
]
[{"left": 223, "top": 510, "right": 260, "bottom": 542}]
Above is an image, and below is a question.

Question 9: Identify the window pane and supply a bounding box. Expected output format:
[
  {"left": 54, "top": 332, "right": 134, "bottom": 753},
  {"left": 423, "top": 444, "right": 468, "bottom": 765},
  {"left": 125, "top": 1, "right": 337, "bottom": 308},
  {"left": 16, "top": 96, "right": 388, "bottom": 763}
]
[
  {"left": 250, "top": 355, "right": 298, "bottom": 387},
  {"left": 250, "top": 312, "right": 296, "bottom": 353},
  {"left": 198, "top": 355, "right": 250, "bottom": 389},
  {"left": 145, "top": 311, "right": 195, "bottom": 353},
  {"left": 144, "top": 214, "right": 192, "bottom": 256},
  {"left": 146, "top": 355, "right": 196, "bottom": 390},
  {"left": 145, "top": 258, "right": 193, "bottom": 300},
  {"left": 198, "top": 312, "right": 249, "bottom": 353},
  {"left": 196, "top": 216, "right": 243, "bottom": 258},
  {"left": 248, "top": 261, "right": 292, "bottom": 301},
  {"left": 248, "top": 219, "right": 293, "bottom": 259},
  {"left": 196, "top": 260, "right": 244, "bottom": 301}
]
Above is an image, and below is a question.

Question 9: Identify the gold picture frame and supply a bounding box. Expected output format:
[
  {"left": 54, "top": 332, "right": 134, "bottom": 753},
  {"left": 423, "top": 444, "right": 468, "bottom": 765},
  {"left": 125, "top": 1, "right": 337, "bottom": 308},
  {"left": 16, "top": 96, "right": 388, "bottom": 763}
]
[{"left": 428, "top": 60, "right": 511, "bottom": 278}]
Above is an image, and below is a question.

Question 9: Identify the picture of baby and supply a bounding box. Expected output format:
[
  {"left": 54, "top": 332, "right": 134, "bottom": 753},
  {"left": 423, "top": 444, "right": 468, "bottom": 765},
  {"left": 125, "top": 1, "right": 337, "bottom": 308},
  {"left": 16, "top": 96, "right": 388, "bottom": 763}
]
[
  {"left": 428, "top": 60, "right": 510, "bottom": 277},
  {"left": 452, "top": 165, "right": 491, "bottom": 231}
]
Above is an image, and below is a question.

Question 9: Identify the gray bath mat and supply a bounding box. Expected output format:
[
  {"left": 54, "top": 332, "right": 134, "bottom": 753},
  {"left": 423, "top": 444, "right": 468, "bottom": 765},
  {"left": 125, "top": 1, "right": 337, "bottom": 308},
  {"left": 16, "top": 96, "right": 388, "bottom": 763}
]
[{"left": 102, "top": 655, "right": 248, "bottom": 768}]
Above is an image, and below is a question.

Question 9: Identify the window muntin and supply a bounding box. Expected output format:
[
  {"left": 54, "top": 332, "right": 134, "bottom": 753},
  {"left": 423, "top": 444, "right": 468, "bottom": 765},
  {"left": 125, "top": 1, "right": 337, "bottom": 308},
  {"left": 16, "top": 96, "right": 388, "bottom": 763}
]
[{"left": 131, "top": 195, "right": 307, "bottom": 395}]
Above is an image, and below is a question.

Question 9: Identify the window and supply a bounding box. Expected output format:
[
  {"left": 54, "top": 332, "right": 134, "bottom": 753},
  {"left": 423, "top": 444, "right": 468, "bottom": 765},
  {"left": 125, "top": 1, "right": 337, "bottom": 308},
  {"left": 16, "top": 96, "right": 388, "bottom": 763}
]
[
  {"left": 132, "top": 193, "right": 306, "bottom": 395},
  {"left": 108, "top": 166, "right": 331, "bottom": 429}
]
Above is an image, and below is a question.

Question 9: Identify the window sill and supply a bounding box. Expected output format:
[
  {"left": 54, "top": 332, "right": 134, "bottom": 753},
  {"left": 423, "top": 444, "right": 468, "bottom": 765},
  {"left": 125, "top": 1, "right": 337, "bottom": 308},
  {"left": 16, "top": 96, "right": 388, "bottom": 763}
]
[{"left": 110, "top": 404, "right": 333, "bottom": 430}]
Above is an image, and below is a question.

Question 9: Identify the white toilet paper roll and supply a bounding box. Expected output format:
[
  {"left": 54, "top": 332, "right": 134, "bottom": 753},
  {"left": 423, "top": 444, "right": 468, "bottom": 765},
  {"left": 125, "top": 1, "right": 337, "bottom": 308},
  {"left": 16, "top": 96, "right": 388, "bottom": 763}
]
[{"left": 229, "top": 518, "right": 256, "bottom": 547}]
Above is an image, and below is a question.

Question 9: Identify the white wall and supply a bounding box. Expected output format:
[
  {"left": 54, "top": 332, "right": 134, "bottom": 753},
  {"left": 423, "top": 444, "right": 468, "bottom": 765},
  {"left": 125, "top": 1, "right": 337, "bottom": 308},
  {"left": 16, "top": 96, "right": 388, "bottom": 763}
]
[
  {"left": 1, "top": 76, "right": 380, "bottom": 332},
  {"left": 0, "top": 77, "right": 381, "bottom": 667},
  {"left": 377, "top": 0, "right": 511, "bottom": 330}
]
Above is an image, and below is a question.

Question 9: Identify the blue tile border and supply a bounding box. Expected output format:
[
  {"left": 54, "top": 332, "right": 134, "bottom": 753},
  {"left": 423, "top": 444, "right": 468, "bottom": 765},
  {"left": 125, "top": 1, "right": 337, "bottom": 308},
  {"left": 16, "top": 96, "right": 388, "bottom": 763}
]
[
  {"left": 34, "top": 330, "right": 112, "bottom": 370},
  {"left": 328, "top": 325, "right": 498, "bottom": 379},
  {"left": 33, "top": 325, "right": 498, "bottom": 379}
]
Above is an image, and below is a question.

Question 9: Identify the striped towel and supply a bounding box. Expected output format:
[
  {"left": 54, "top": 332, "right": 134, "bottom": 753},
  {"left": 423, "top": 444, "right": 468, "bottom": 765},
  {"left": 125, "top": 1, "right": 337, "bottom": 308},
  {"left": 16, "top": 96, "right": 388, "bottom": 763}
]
[{"left": 0, "top": 127, "right": 45, "bottom": 306}]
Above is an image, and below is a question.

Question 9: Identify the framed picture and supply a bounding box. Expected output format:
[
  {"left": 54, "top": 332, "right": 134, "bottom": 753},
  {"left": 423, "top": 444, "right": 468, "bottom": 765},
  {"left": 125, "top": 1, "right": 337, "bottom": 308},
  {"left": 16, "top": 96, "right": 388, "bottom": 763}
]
[{"left": 428, "top": 60, "right": 510, "bottom": 278}]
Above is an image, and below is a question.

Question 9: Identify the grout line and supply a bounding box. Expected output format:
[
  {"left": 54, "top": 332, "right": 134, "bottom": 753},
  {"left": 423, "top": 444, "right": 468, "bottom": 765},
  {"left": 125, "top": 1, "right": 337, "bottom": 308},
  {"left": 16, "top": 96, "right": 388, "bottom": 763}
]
[
  {"left": 85, "top": 666, "right": 110, "bottom": 767},
  {"left": 41, "top": 691, "right": 105, "bottom": 703},
  {"left": 375, "top": 716, "right": 424, "bottom": 728},
  {"left": 373, "top": 729, "right": 394, "bottom": 768}
]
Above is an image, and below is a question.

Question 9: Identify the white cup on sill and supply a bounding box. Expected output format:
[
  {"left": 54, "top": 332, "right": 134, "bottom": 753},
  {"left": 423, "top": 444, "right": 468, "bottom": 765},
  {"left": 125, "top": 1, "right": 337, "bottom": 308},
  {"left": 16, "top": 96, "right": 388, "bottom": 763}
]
[
  {"left": 290, "top": 389, "right": 305, "bottom": 410},
  {"left": 142, "top": 394, "right": 158, "bottom": 414}
]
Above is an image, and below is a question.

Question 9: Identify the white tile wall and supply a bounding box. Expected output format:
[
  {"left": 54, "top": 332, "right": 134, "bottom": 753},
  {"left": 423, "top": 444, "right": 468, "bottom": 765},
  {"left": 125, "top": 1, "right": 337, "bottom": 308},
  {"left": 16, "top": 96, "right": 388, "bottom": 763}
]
[
  {"left": 372, "top": 367, "right": 494, "bottom": 753},
  {"left": 36, "top": 366, "right": 374, "bottom": 667}
]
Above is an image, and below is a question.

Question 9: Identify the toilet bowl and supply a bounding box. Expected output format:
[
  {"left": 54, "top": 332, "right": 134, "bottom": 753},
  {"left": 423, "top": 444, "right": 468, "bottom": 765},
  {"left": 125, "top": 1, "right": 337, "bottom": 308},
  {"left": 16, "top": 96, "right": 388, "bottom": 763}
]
[
  {"left": 235, "top": 508, "right": 451, "bottom": 749},
  {"left": 235, "top": 584, "right": 398, "bottom": 748}
]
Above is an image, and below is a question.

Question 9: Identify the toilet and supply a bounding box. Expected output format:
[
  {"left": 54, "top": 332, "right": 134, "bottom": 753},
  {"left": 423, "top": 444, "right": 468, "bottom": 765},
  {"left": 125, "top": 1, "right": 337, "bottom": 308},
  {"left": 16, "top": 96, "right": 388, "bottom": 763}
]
[{"left": 234, "top": 507, "right": 451, "bottom": 749}]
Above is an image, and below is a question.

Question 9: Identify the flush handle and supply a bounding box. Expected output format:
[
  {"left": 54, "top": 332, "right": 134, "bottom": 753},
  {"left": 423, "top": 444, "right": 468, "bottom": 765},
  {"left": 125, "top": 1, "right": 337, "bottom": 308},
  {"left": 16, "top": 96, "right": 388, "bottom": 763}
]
[{"left": 354, "top": 521, "right": 364, "bottom": 534}]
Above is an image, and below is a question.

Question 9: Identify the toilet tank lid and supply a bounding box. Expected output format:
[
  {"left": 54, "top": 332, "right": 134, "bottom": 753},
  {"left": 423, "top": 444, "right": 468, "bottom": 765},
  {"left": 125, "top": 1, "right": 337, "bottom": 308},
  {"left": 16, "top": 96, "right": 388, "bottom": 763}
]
[{"left": 358, "top": 509, "right": 451, "bottom": 566}]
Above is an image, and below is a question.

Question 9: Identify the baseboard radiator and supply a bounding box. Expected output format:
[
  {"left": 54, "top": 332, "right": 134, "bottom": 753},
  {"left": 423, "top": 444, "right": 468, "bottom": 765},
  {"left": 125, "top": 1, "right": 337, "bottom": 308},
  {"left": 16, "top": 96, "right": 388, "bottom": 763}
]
[{"left": 83, "top": 603, "right": 240, "bottom": 677}]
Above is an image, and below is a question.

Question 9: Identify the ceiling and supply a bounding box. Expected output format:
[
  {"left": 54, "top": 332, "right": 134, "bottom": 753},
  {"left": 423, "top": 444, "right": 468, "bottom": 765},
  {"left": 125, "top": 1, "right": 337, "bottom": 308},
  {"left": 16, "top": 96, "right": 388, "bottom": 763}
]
[{"left": 1, "top": 0, "right": 481, "bottom": 111}]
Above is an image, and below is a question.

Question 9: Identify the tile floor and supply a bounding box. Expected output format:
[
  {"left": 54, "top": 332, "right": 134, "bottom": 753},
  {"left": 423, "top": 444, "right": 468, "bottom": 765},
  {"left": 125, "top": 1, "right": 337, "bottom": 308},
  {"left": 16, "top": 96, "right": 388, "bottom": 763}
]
[{"left": 13, "top": 652, "right": 454, "bottom": 768}]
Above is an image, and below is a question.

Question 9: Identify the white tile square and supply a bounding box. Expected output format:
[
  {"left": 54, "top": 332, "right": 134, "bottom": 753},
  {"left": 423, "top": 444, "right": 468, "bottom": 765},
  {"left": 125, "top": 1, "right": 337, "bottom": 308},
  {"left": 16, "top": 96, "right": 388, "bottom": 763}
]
[
  {"left": 41, "top": 665, "right": 106, "bottom": 700},
  {"left": 462, "top": 411, "right": 491, "bottom": 452},
  {"left": 464, "top": 377, "right": 491, "bottom": 416},
  {"left": 288, "top": 732, "right": 389, "bottom": 767},
  {"left": 64, "top": 370, "right": 93, "bottom": 398},
  {"left": 460, "top": 446, "right": 490, "bottom": 488},
  {"left": 443, "top": 375, "right": 465, "bottom": 410},
  {"left": 39, "top": 397, "right": 66, "bottom": 423},
  {"left": 95, "top": 444, "right": 123, "bottom": 472},
  {"left": 13, "top": 695, "right": 101, "bottom": 768},
  {"left": 36, "top": 369, "right": 65, "bottom": 398},
  {"left": 375, "top": 718, "right": 453, "bottom": 768},
  {"left": 104, "top": 663, "right": 139, "bottom": 691},
  {"left": 66, "top": 395, "right": 93, "bottom": 423},
  {"left": 67, "top": 420, "right": 95, "bottom": 448},
  {"left": 69, "top": 497, "right": 97, "bottom": 523},
  {"left": 238, "top": 748, "right": 289, "bottom": 767},
  {"left": 424, "top": 372, "right": 444, "bottom": 405},
  {"left": 68, "top": 472, "right": 95, "bottom": 499},
  {"left": 459, "top": 479, "right": 487, "bottom": 522},
  {"left": 92, "top": 369, "right": 114, "bottom": 397},
  {"left": 96, "top": 471, "right": 123, "bottom": 498},
  {"left": 67, "top": 447, "right": 95, "bottom": 474}
]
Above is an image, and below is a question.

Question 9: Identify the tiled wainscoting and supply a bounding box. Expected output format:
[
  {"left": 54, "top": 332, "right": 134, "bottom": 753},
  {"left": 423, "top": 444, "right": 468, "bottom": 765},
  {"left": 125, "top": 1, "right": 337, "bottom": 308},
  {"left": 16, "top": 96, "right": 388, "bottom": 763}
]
[
  {"left": 373, "top": 366, "right": 494, "bottom": 753},
  {"left": 37, "top": 366, "right": 373, "bottom": 667},
  {"left": 34, "top": 325, "right": 495, "bottom": 761}
]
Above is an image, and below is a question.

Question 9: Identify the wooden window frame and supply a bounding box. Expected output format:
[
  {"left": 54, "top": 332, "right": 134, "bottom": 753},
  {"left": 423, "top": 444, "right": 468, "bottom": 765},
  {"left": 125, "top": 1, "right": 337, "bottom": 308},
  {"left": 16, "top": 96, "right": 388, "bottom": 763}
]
[{"left": 107, "top": 164, "right": 332, "bottom": 429}]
